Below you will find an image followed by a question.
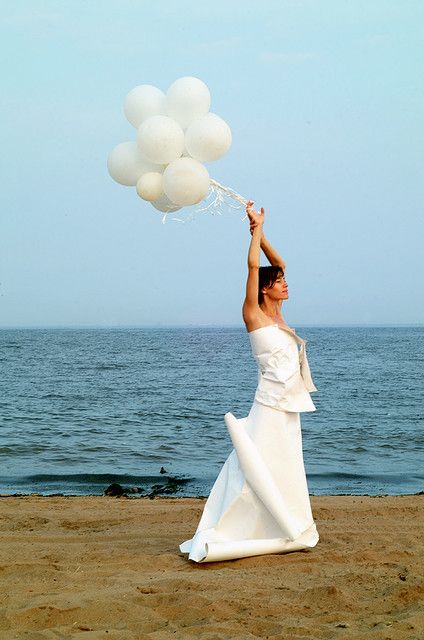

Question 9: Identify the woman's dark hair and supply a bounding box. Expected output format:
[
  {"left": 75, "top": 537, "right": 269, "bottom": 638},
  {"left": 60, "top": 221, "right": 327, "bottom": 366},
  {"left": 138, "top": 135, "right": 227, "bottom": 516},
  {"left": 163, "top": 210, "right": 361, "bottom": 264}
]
[{"left": 258, "top": 266, "right": 284, "bottom": 304}]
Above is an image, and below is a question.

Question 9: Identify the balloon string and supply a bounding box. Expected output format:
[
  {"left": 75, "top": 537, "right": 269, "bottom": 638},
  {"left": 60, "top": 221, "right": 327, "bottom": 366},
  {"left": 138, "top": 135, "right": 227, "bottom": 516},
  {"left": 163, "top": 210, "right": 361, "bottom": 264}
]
[
  {"left": 162, "top": 178, "right": 249, "bottom": 224},
  {"left": 209, "top": 178, "right": 248, "bottom": 207}
]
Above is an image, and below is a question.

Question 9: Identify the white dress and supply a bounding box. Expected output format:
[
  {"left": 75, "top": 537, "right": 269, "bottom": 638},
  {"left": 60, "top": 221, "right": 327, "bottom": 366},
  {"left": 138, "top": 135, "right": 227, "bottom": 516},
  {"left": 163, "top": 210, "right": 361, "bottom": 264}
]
[{"left": 179, "top": 324, "right": 319, "bottom": 563}]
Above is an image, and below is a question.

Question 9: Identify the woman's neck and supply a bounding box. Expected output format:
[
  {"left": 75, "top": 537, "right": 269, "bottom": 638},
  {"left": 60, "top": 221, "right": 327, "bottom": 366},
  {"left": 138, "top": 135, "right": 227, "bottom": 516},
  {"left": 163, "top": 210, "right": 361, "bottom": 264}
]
[{"left": 260, "top": 300, "right": 285, "bottom": 323}]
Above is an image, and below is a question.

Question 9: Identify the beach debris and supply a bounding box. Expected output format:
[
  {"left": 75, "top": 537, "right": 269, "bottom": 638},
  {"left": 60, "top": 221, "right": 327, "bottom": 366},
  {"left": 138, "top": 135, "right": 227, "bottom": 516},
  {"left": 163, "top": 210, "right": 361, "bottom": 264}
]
[
  {"left": 104, "top": 476, "right": 190, "bottom": 498},
  {"left": 104, "top": 483, "right": 146, "bottom": 496},
  {"left": 105, "top": 482, "right": 125, "bottom": 496},
  {"left": 148, "top": 479, "right": 180, "bottom": 499},
  {"left": 130, "top": 486, "right": 145, "bottom": 493}
]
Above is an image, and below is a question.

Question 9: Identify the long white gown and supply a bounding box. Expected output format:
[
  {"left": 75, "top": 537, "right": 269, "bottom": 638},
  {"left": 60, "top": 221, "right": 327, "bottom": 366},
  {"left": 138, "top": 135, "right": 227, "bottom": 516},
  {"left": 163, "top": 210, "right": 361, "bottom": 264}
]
[{"left": 179, "top": 324, "right": 319, "bottom": 563}]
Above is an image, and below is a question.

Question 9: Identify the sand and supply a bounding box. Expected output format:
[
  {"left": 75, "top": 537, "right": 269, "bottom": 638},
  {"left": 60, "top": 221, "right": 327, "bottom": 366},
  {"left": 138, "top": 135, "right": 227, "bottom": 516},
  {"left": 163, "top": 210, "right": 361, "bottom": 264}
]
[{"left": 0, "top": 494, "right": 422, "bottom": 639}]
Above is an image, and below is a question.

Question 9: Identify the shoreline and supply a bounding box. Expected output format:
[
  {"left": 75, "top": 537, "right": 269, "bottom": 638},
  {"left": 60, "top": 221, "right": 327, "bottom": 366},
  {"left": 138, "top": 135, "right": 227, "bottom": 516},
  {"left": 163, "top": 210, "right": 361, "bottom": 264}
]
[
  {"left": 0, "top": 495, "right": 422, "bottom": 638},
  {"left": 0, "top": 485, "right": 424, "bottom": 500},
  {"left": 1, "top": 491, "right": 423, "bottom": 498}
]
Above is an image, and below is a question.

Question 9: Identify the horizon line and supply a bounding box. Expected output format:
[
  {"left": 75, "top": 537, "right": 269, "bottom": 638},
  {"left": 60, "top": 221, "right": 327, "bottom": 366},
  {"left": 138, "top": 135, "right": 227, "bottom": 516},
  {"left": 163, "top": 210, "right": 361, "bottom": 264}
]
[{"left": 1, "top": 323, "right": 423, "bottom": 330}]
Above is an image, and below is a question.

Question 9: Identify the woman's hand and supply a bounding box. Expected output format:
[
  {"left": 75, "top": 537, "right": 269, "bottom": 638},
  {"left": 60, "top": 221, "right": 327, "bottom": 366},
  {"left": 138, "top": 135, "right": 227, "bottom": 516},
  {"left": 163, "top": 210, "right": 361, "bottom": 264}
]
[{"left": 246, "top": 200, "right": 264, "bottom": 235}]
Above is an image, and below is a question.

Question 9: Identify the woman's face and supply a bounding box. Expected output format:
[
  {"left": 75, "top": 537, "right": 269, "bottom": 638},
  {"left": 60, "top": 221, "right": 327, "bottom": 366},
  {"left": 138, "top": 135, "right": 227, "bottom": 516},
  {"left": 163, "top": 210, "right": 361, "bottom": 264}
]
[{"left": 266, "top": 272, "right": 289, "bottom": 301}]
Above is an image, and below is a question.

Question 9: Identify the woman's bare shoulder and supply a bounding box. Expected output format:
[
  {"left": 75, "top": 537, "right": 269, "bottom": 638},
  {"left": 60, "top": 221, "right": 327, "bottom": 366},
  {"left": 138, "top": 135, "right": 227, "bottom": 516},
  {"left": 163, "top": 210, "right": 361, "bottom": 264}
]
[{"left": 242, "top": 307, "right": 273, "bottom": 333}]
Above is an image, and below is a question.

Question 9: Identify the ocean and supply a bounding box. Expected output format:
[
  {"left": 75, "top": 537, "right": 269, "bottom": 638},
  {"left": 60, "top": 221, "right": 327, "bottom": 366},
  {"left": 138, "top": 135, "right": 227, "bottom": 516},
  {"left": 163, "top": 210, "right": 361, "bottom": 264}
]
[{"left": 0, "top": 327, "right": 423, "bottom": 497}]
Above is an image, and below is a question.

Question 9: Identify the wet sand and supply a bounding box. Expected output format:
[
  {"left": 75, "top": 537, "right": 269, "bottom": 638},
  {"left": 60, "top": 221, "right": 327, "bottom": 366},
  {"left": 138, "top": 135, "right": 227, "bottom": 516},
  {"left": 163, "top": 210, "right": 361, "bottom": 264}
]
[{"left": 0, "top": 494, "right": 422, "bottom": 639}]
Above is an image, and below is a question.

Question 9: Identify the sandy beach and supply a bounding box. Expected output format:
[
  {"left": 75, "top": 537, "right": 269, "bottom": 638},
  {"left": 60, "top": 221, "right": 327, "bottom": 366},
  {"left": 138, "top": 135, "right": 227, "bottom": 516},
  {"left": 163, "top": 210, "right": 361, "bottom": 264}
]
[{"left": 0, "top": 494, "right": 422, "bottom": 639}]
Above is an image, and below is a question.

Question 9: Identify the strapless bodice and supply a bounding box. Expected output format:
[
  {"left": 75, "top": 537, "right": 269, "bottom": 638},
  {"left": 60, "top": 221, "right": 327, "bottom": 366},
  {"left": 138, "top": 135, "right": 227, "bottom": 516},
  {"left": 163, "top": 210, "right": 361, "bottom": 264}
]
[{"left": 249, "top": 324, "right": 317, "bottom": 413}]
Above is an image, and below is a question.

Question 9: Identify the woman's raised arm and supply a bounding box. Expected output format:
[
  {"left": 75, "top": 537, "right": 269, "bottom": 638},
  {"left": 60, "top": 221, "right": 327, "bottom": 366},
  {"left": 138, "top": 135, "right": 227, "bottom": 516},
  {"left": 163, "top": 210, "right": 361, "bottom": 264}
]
[
  {"left": 248, "top": 219, "right": 286, "bottom": 270},
  {"left": 242, "top": 201, "right": 264, "bottom": 324},
  {"left": 260, "top": 234, "right": 286, "bottom": 270}
]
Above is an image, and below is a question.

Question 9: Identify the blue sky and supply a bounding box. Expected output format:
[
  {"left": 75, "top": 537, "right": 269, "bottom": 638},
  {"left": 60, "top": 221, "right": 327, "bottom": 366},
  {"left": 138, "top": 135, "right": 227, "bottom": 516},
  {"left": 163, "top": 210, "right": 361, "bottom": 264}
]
[{"left": 1, "top": 0, "right": 423, "bottom": 327}]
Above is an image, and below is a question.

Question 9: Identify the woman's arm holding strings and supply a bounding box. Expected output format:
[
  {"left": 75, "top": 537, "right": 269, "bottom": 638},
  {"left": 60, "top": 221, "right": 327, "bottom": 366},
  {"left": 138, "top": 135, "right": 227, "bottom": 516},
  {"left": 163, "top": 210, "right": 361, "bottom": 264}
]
[{"left": 243, "top": 201, "right": 264, "bottom": 323}]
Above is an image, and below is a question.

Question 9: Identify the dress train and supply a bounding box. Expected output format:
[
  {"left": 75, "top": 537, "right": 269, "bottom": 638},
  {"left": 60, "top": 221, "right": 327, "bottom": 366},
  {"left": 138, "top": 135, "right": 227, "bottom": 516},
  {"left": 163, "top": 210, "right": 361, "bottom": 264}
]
[{"left": 179, "top": 401, "right": 319, "bottom": 563}]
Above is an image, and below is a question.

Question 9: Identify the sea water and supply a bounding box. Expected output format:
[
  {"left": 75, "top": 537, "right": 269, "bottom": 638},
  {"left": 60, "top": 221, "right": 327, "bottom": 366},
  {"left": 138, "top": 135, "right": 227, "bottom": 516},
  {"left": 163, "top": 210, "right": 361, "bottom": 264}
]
[{"left": 0, "top": 327, "right": 422, "bottom": 496}]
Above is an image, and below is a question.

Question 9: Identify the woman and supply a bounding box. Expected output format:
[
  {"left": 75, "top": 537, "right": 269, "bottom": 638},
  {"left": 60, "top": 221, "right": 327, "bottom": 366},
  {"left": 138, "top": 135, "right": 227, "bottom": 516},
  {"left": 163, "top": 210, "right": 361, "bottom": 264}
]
[{"left": 179, "top": 201, "right": 319, "bottom": 563}]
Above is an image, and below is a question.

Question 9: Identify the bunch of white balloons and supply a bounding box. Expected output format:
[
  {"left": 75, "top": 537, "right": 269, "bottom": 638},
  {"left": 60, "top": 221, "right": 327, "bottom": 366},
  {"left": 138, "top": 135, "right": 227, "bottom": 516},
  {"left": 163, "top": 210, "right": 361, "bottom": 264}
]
[{"left": 107, "top": 76, "right": 232, "bottom": 214}]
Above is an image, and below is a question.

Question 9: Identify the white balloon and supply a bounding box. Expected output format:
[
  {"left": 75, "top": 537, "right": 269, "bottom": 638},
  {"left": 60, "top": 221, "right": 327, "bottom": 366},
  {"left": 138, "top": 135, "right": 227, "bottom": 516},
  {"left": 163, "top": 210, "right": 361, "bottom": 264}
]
[
  {"left": 136, "top": 172, "right": 164, "bottom": 202},
  {"left": 124, "top": 85, "right": 166, "bottom": 128},
  {"left": 166, "top": 77, "right": 211, "bottom": 129},
  {"left": 107, "top": 141, "right": 163, "bottom": 186},
  {"left": 163, "top": 157, "right": 210, "bottom": 206},
  {"left": 137, "top": 115, "right": 185, "bottom": 164},
  {"left": 185, "top": 113, "right": 232, "bottom": 162},
  {"left": 151, "top": 193, "right": 182, "bottom": 213}
]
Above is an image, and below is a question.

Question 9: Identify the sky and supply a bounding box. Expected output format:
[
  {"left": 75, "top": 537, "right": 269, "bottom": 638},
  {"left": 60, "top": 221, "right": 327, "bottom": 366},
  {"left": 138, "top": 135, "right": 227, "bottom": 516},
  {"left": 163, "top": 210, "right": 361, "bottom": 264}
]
[{"left": 1, "top": 0, "right": 423, "bottom": 327}]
